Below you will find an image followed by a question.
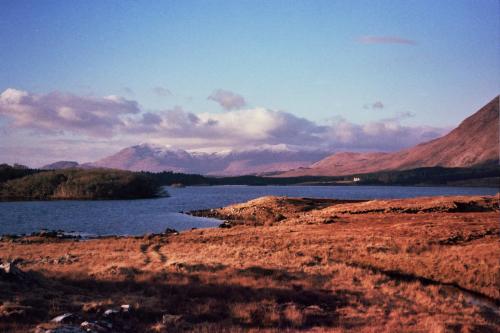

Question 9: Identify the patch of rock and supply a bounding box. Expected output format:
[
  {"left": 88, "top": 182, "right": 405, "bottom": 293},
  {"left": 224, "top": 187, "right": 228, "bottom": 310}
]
[
  {"left": 0, "top": 260, "right": 32, "bottom": 282},
  {"left": 39, "top": 305, "right": 133, "bottom": 333}
]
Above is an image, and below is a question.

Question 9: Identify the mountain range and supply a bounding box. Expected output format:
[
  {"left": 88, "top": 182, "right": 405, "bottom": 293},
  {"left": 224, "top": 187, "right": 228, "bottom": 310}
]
[
  {"left": 93, "top": 144, "right": 333, "bottom": 175},
  {"left": 43, "top": 96, "right": 499, "bottom": 176},
  {"left": 43, "top": 145, "right": 330, "bottom": 176}
]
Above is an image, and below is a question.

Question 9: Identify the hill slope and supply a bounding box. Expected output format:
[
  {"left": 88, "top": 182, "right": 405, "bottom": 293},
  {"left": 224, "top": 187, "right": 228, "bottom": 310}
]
[{"left": 280, "top": 96, "right": 499, "bottom": 176}]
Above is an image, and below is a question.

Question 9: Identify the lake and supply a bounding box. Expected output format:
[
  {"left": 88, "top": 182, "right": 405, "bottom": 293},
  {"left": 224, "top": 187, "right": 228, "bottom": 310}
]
[{"left": 0, "top": 185, "right": 497, "bottom": 236}]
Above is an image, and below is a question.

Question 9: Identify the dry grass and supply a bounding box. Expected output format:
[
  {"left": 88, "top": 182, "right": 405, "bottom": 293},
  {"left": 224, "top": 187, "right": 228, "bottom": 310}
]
[{"left": 0, "top": 195, "right": 499, "bottom": 332}]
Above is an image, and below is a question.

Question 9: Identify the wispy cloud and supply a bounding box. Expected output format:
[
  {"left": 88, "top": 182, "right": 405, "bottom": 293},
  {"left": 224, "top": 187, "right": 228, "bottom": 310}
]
[
  {"left": 121, "top": 86, "right": 134, "bottom": 96},
  {"left": 208, "top": 89, "right": 247, "bottom": 110},
  {"left": 358, "top": 35, "right": 417, "bottom": 45},
  {"left": 364, "top": 101, "right": 385, "bottom": 109},
  {"left": 153, "top": 86, "right": 172, "bottom": 97}
]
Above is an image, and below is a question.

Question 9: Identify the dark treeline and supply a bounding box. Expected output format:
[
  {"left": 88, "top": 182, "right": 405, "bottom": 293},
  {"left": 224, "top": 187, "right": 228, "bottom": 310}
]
[
  {"left": 141, "top": 171, "right": 344, "bottom": 186},
  {"left": 351, "top": 164, "right": 500, "bottom": 186},
  {"left": 144, "top": 164, "right": 500, "bottom": 187},
  {"left": 0, "top": 164, "right": 43, "bottom": 183}
]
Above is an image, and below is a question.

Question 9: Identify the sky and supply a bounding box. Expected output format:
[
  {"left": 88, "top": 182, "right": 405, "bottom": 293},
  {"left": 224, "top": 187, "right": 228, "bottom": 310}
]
[{"left": 0, "top": 0, "right": 498, "bottom": 166}]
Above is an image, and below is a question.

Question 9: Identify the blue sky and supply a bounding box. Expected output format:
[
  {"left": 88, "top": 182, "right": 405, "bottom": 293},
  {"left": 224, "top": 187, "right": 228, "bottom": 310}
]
[{"left": 0, "top": 0, "right": 498, "bottom": 165}]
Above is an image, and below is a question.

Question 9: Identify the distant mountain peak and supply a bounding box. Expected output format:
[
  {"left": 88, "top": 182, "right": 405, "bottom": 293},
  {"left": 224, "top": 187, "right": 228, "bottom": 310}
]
[{"left": 42, "top": 161, "right": 80, "bottom": 170}]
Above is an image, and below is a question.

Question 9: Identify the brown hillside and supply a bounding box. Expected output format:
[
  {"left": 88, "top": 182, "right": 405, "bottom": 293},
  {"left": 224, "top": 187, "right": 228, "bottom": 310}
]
[{"left": 280, "top": 96, "right": 499, "bottom": 176}]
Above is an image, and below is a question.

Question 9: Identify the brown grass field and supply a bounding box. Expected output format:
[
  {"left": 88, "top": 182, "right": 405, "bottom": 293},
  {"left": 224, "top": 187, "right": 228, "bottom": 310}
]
[{"left": 0, "top": 195, "right": 499, "bottom": 332}]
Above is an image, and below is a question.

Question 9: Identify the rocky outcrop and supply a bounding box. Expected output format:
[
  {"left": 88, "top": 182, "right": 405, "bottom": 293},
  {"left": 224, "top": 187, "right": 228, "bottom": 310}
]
[
  {"left": 0, "top": 261, "right": 31, "bottom": 283},
  {"left": 190, "top": 196, "right": 365, "bottom": 226},
  {"left": 190, "top": 195, "right": 499, "bottom": 226}
]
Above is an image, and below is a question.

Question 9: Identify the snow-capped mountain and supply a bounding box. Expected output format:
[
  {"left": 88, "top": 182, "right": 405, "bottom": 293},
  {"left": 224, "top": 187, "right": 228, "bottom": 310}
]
[{"left": 89, "top": 143, "right": 330, "bottom": 175}]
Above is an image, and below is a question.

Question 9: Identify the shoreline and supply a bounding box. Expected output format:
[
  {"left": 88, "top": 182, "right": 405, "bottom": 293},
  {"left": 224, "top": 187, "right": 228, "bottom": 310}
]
[{"left": 0, "top": 183, "right": 498, "bottom": 204}]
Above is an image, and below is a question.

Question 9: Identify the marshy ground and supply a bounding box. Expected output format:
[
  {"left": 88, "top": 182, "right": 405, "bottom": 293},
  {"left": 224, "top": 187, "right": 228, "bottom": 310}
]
[{"left": 0, "top": 195, "right": 499, "bottom": 332}]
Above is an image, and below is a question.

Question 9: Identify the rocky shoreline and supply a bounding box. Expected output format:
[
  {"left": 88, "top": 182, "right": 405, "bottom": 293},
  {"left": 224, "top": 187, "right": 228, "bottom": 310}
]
[
  {"left": 189, "top": 194, "right": 499, "bottom": 227},
  {"left": 1, "top": 194, "right": 499, "bottom": 332}
]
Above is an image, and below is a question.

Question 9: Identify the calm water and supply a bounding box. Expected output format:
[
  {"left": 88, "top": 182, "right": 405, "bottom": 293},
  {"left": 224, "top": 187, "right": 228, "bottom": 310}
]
[{"left": 0, "top": 185, "right": 497, "bottom": 236}]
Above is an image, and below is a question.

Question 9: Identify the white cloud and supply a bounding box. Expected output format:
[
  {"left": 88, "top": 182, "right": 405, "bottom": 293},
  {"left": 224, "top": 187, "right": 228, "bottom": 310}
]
[
  {"left": 0, "top": 88, "right": 140, "bottom": 137},
  {"left": 0, "top": 88, "right": 446, "bottom": 160}
]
